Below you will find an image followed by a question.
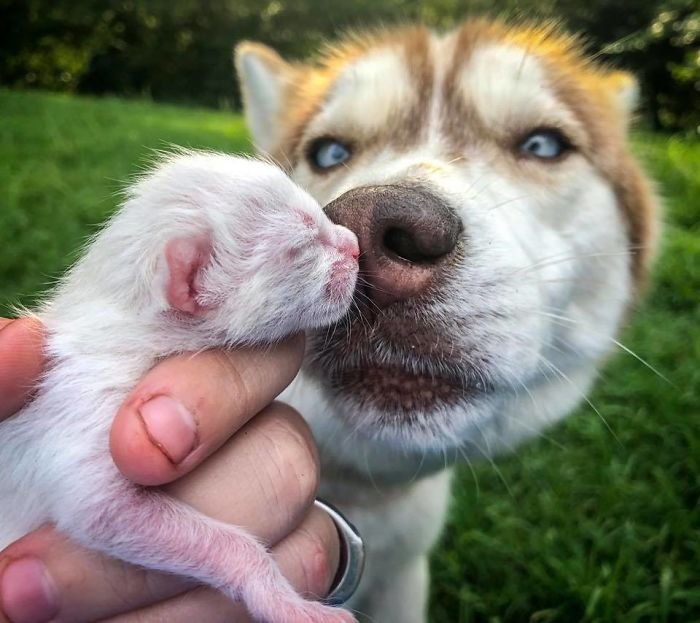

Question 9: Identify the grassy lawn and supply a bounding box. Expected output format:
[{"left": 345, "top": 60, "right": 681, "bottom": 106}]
[{"left": 2, "top": 89, "right": 699, "bottom": 622}]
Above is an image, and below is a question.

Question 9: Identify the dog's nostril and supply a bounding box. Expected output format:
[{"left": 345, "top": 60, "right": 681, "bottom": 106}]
[
  {"left": 384, "top": 228, "right": 417, "bottom": 262},
  {"left": 383, "top": 228, "right": 440, "bottom": 263},
  {"left": 382, "top": 207, "right": 460, "bottom": 265},
  {"left": 323, "top": 184, "right": 461, "bottom": 308}
]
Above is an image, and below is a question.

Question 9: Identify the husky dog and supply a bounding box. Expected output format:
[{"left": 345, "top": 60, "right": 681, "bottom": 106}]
[{"left": 235, "top": 17, "right": 659, "bottom": 622}]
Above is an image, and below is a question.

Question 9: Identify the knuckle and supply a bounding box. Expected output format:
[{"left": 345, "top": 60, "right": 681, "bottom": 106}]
[
  {"left": 102, "top": 563, "right": 157, "bottom": 612},
  {"left": 295, "top": 520, "right": 338, "bottom": 598},
  {"left": 208, "top": 350, "right": 253, "bottom": 415},
  {"left": 104, "top": 608, "right": 166, "bottom": 623},
  {"left": 258, "top": 403, "right": 320, "bottom": 510}
]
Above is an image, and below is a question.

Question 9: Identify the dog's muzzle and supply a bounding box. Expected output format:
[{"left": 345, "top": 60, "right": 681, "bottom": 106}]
[{"left": 324, "top": 185, "right": 462, "bottom": 309}]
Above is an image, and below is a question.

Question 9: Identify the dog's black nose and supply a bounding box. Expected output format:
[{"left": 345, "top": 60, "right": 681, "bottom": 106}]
[{"left": 324, "top": 185, "right": 462, "bottom": 308}]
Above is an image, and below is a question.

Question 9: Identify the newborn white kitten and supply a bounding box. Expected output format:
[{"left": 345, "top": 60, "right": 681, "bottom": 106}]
[{"left": 0, "top": 152, "right": 359, "bottom": 623}]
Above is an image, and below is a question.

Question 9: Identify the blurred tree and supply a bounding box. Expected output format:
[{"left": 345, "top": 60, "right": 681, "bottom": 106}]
[
  {"left": 599, "top": 0, "right": 699, "bottom": 131},
  {"left": 0, "top": 1, "right": 103, "bottom": 91},
  {"left": 0, "top": 0, "right": 697, "bottom": 130}
]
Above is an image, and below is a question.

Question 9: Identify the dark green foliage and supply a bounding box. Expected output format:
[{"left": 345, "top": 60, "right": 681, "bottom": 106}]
[
  {"left": 1, "top": 89, "right": 699, "bottom": 622},
  {"left": 599, "top": 3, "right": 699, "bottom": 132},
  {"left": 0, "top": 0, "right": 697, "bottom": 130}
]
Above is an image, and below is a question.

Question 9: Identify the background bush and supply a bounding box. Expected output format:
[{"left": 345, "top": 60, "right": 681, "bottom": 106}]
[{"left": 0, "top": 0, "right": 698, "bottom": 131}]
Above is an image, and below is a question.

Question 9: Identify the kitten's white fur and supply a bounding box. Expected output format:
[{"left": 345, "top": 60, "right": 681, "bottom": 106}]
[{"left": 0, "top": 152, "right": 358, "bottom": 623}]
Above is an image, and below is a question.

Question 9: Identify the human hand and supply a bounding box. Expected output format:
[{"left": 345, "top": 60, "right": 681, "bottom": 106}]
[
  {"left": 0, "top": 318, "right": 342, "bottom": 623},
  {"left": 0, "top": 318, "right": 46, "bottom": 420}
]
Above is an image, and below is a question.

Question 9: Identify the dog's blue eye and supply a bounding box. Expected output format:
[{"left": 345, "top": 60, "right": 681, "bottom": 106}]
[
  {"left": 310, "top": 139, "right": 351, "bottom": 170},
  {"left": 519, "top": 129, "right": 571, "bottom": 160}
]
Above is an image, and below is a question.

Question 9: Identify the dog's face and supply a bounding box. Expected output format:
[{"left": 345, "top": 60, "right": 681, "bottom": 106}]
[{"left": 235, "top": 20, "right": 658, "bottom": 457}]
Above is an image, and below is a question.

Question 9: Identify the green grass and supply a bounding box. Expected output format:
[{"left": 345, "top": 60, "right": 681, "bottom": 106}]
[
  {"left": 0, "top": 89, "right": 250, "bottom": 309},
  {"left": 2, "top": 89, "right": 699, "bottom": 622}
]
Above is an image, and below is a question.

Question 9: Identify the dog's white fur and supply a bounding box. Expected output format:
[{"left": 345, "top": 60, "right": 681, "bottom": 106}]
[
  {"left": 0, "top": 153, "right": 359, "bottom": 623},
  {"left": 237, "top": 21, "right": 657, "bottom": 622}
]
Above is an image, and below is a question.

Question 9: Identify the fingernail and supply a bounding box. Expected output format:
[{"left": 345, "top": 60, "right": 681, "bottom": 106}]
[
  {"left": 0, "top": 557, "right": 59, "bottom": 623},
  {"left": 139, "top": 395, "right": 198, "bottom": 464}
]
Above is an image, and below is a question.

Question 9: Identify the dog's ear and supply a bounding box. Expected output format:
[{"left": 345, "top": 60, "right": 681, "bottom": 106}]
[
  {"left": 606, "top": 71, "right": 639, "bottom": 131},
  {"left": 234, "top": 42, "right": 295, "bottom": 155}
]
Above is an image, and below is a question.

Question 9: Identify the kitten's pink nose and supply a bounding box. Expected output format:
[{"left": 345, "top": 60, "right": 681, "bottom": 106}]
[
  {"left": 324, "top": 185, "right": 461, "bottom": 308},
  {"left": 335, "top": 226, "right": 360, "bottom": 260}
]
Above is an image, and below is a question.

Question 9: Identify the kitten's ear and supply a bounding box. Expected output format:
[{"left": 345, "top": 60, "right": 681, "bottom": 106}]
[
  {"left": 234, "top": 41, "right": 296, "bottom": 154},
  {"left": 164, "top": 234, "right": 213, "bottom": 315}
]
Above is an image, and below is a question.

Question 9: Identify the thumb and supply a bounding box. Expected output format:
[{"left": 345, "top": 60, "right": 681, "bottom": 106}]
[{"left": 0, "top": 318, "right": 45, "bottom": 421}]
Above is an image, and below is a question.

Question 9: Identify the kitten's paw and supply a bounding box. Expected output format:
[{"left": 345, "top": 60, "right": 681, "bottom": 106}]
[
  {"left": 249, "top": 597, "right": 355, "bottom": 623},
  {"left": 279, "top": 600, "right": 356, "bottom": 623}
]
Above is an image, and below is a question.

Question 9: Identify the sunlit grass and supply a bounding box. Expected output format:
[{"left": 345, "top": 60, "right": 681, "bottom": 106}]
[{"left": 0, "top": 89, "right": 250, "bottom": 312}]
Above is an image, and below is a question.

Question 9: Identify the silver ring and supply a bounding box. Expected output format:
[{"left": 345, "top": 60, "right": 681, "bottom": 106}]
[{"left": 314, "top": 498, "right": 365, "bottom": 606}]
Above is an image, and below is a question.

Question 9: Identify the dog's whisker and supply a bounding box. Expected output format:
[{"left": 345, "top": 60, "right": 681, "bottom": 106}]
[
  {"left": 486, "top": 195, "right": 532, "bottom": 213},
  {"left": 454, "top": 444, "right": 481, "bottom": 499},
  {"left": 465, "top": 429, "right": 515, "bottom": 499},
  {"left": 530, "top": 309, "right": 673, "bottom": 386},
  {"left": 508, "top": 249, "right": 636, "bottom": 280},
  {"left": 538, "top": 354, "right": 623, "bottom": 446}
]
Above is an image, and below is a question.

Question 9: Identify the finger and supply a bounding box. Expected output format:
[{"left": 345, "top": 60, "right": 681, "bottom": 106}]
[
  {"left": 273, "top": 501, "right": 342, "bottom": 600},
  {"left": 102, "top": 505, "right": 342, "bottom": 623},
  {"left": 110, "top": 333, "right": 305, "bottom": 486},
  {"left": 0, "top": 527, "right": 190, "bottom": 623},
  {"left": 0, "top": 504, "right": 341, "bottom": 623},
  {"left": 164, "top": 401, "right": 320, "bottom": 543},
  {"left": 0, "top": 403, "right": 324, "bottom": 623},
  {"left": 103, "top": 587, "right": 246, "bottom": 623},
  {"left": 0, "top": 318, "right": 45, "bottom": 421}
]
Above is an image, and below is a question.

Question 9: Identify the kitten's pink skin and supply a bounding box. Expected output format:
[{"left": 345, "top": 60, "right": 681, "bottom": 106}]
[
  {"left": 327, "top": 259, "right": 358, "bottom": 302},
  {"left": 0, "top": 152, "right": 358, "bottom": 622},
  {"left": 333, "top": 230, "right": 360, "bottom": 261},
  {"left": 317, "top": 221, "right": 360, "bottom": 303},
  {"left": 165, "top": 235, "right": 214, "bottom": 315},
  {"left": 74, "top": 486, "right": 353, "bottom": 623}
]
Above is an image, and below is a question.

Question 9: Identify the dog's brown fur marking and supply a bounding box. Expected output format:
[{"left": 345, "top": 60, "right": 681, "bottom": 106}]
[
  {"left": 393, "top": 27, "right": 434, "bottom": 147},
  {"left": 242, "top": 19, "right": 657, "bottom": 287}
]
